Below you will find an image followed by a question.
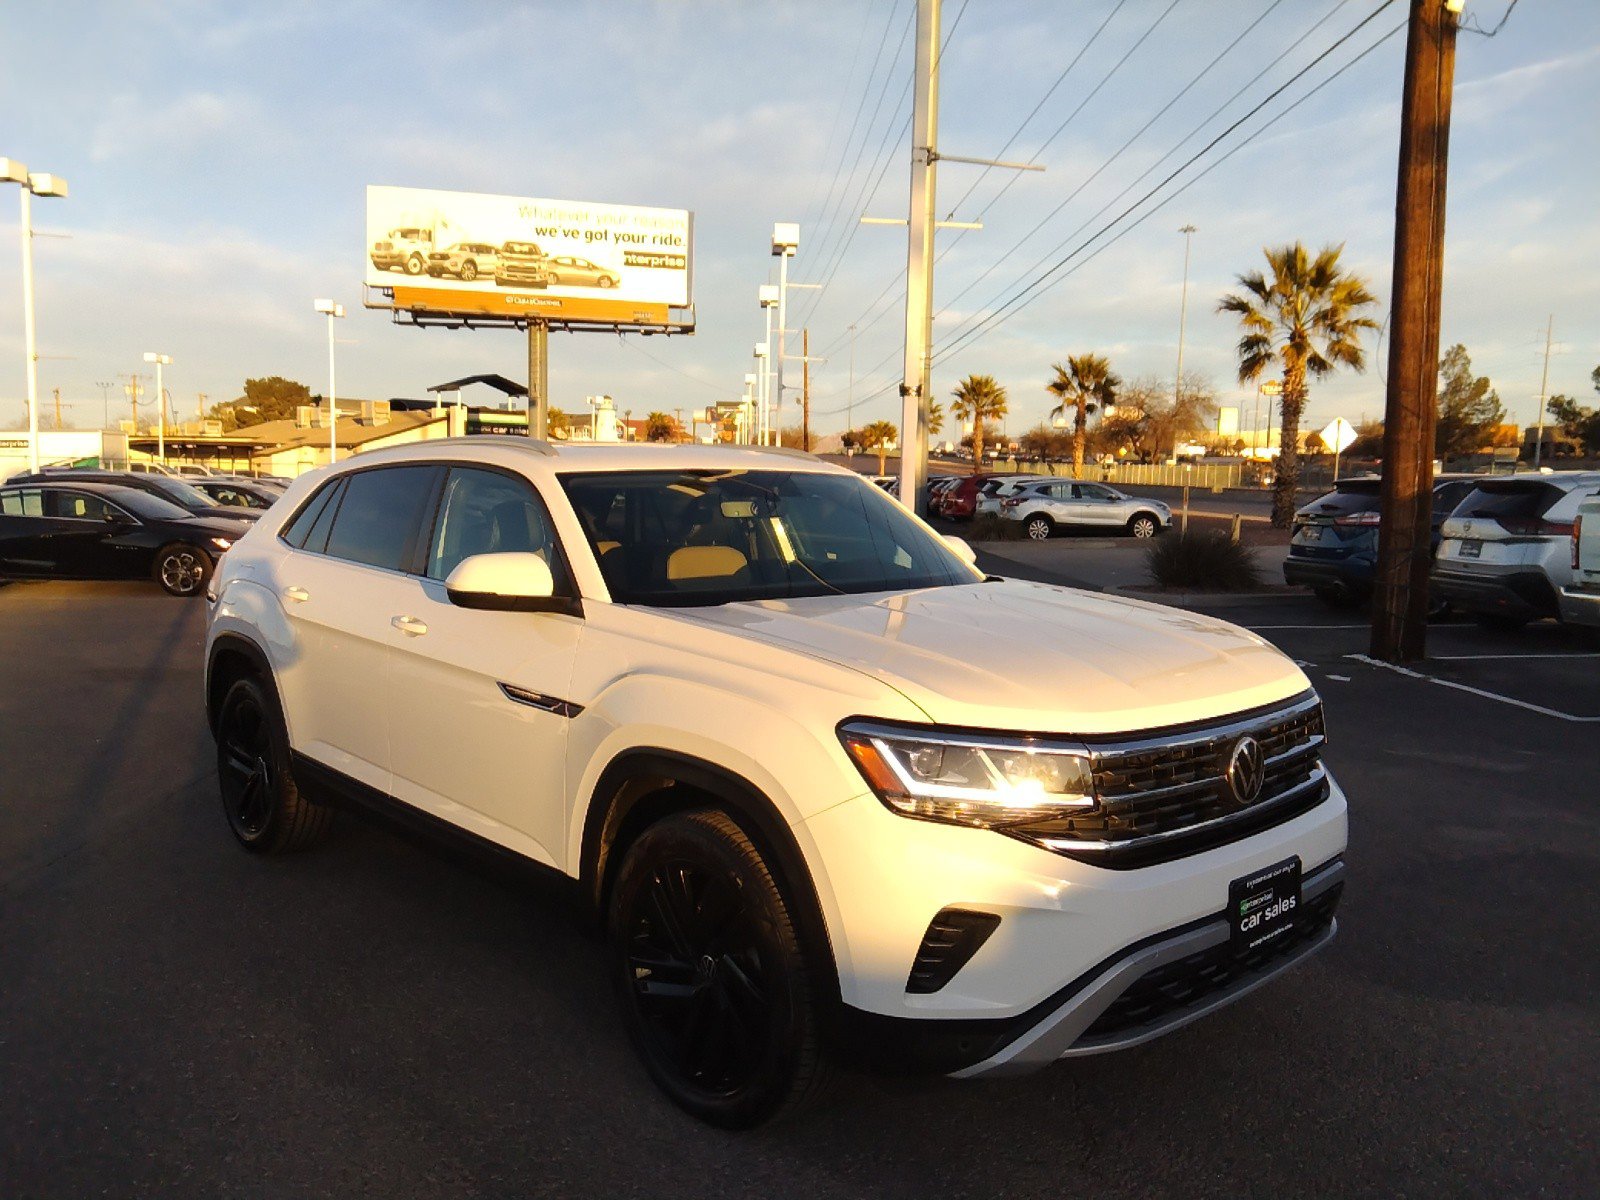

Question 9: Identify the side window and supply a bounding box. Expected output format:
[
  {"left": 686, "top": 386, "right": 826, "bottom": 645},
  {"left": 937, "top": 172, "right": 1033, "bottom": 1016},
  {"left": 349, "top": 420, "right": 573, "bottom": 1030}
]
[
  {"left": 427, "top": 467, "right": 567, "bottom": 586},
  {"left": 1, "top": 488, "right": 44, "bottom": 517},
  {"left": 281, "top": 481, "right": 340, "bottom": 549},
  {"left": 49, "top": 491, "right": 115, "bottom": 521},
  {"left": 323, "top": 466, "right": 439, "bottom": 572}
]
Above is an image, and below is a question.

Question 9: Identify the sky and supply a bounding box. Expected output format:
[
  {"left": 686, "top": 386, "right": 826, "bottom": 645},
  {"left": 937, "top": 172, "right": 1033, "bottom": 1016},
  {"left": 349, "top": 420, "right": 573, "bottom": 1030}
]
[{"left": 2, "top": 0, "right": 1596, "bottom": 440}]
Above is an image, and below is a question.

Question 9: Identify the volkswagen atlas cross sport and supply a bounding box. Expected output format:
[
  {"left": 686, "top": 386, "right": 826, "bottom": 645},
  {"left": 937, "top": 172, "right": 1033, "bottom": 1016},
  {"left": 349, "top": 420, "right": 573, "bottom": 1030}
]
[{"left": 204, "top": 438, "right": 1346, "bottom": 1128}]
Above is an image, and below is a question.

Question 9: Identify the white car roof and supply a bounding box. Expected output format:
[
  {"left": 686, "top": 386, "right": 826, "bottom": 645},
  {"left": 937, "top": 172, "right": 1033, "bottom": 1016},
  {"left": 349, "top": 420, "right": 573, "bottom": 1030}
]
[{"left": 342, "top": 436, "right": 855, "bottom": 479}]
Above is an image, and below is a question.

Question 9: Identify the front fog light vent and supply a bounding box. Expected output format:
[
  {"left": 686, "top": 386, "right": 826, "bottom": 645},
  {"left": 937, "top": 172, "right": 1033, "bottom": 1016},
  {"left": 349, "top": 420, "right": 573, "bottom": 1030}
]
[{"left": 906, "top": 908, "right": 1002, "bottom": 995}]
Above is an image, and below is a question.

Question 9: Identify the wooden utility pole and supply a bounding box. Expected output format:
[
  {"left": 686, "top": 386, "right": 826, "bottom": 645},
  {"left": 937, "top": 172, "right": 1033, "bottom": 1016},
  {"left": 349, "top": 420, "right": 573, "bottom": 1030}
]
[
  {"left": 1371, "top": 0, "right": 1459, "bottom": 663},
  {"left": 52, "top": 387, "right": 62, "bottom": 430},
  {"left": 802, "top": 328, "right": 812, "bottom": 452}
]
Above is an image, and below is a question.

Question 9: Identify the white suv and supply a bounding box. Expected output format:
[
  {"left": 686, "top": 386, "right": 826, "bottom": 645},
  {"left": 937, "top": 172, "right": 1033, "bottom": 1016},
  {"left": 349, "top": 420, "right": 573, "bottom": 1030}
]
[
  {"left": 1000, "top": 478, "right": 1171, "bottom": 540},
  {"left": 204, "top": 438, "right": 1346, "bottom": 1128}
]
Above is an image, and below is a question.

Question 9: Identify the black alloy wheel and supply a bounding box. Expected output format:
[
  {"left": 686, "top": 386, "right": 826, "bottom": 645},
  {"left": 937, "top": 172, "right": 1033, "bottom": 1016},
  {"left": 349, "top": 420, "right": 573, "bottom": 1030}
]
[
  {"left": 215, "top": 676, "right": 331, "bottom": 853},
  {"left": 609, "top": 810, "right": 829, "bottom": 1128}
]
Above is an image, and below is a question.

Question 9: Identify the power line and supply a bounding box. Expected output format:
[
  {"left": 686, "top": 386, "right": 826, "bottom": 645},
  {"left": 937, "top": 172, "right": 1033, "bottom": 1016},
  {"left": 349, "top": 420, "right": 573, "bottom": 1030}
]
[
  {"left": 797, "top": 10, "right": 880, "bottom": 237},
  {"left": 935, "top": 5, "right": 1406, "bottom": 365},
  {"left": 799, "top": 3, "right": 908, "bottom": 268},
  {"left": 619, "top": 335, "right": 729, "bottom": 397},
  {"left": 937, "top": 0, "right": 1133, "bottom": 224},
  {"left": 935, "top": 0, "right": 1346, "bottom": 334},
  {"left": 796, "top": 0, "right": 972, "bottom": 330}
]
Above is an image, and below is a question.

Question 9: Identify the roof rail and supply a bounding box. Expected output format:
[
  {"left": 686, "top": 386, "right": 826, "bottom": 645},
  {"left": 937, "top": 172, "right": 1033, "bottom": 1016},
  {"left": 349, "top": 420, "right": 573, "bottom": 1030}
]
[
  {"left": 419, "top": 434, "right": 560, "bottom": 457},
  {"left": 714, "top": 444, "right": 819, "bottom": 461}
]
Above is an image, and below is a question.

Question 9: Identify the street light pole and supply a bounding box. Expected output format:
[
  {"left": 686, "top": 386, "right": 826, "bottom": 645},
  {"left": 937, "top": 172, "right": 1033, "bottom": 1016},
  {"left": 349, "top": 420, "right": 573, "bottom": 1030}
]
[
  {"left": 1175, "top": 224, "right": 1197, "bottom": 409},
  {"left": 143, "top": 352, "right": 172, "bottom": 463},
  {"left": 758, "top": 285, "right": 778, "bottom": 444},
  {"left": 771, "top": 226, "right": 798, "bottom": 447},
  {"left": 314, "top": 299, "right": 346, "bottom": 463},
  {"left": 4, "top": 159, "right": 68, "bottom": 473}
]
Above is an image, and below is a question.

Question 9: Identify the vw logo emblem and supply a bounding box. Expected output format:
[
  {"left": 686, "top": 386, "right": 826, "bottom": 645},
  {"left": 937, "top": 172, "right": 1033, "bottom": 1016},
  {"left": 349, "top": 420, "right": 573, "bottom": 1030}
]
[{"left": 1225, "top": 735, "right": 1266, "bottom": 806}]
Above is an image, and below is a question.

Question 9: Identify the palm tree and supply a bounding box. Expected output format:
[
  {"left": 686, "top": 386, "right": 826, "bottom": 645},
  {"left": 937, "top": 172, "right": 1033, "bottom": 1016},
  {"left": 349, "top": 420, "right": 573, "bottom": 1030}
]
[
  {"left": 643, "top": 411, "right": 680, "bottom": 442},
  {"left": 1218, "top": 243, "right": 1379, "bottom": 527},
  {"left": 928, "top": 401, "right": 945, "bottom": 439},
  {"left": 950, "top": 374, "right": 1008, "bottom": 473},
  {"left": 1046, "top": 355, "right": 1120, "bottom": 477},
  {"left": 860, "top": 419, "right": 899, "bottom": 474}
]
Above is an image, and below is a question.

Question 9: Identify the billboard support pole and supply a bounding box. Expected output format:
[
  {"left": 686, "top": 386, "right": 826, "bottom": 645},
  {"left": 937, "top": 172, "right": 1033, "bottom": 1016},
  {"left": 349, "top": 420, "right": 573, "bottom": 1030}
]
[{"left": 528, "top": 319, "right": 549, "bottom": 440}]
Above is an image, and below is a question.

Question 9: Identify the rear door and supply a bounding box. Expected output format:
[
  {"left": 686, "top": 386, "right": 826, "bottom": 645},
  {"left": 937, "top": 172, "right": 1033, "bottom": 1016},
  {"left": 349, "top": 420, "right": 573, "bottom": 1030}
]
[
  {"left": 272, "top": 465, "right": 443, "bottom": 792},
  {"left": 0, "top": 487, "right": 53, "bottom": 575}
]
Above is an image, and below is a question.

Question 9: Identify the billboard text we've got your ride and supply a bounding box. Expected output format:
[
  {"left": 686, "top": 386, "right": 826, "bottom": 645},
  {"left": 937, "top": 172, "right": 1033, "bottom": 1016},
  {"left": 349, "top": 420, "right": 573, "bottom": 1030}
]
[{"left": 366, "top": 185, "right": 692, "bottom": 326}]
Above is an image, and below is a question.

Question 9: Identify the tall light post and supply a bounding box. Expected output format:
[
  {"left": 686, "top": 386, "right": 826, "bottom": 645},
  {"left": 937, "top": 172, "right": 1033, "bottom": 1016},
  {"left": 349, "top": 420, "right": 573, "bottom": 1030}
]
[
  {"left": 758, "top": 285, "right": 778, "bottom": 445},
  {"left": 1262, "top": 378, "right": 1282, "bottom": 463},
  {"left": 3, "top": 158, "right": 69, "bottom": 473},
  {"left": 142, "top": 352, "right": 172, "bottom": 462},
  {"left": 314, "top": 299, "right": 345, "bottom": 463},
  {"left": 1174, "top": 224, "right": 1197, "bottom": 409},
  {"left": 847, "top": 322, "right": 857, "bottom": 438},
  {"left": 771, "top": 225, "right": 798, "bottom": 446},
  {"left": 752, "top": 344, "right": 768, "bottom": 445}
]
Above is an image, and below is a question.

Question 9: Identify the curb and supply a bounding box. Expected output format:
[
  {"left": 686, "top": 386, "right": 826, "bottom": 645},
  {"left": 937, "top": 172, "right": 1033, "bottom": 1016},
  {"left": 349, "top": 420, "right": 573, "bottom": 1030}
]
[{"left": 1114, "top": 587, "right": 1313, "bottom": 608}]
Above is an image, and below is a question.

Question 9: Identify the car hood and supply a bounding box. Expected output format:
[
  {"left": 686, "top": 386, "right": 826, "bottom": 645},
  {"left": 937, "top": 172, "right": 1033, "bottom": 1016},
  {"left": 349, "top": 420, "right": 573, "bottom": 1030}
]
[
  {"left": 178, "top": 514, "right": 254, "bottom": 539},
  {"left": 667, "top": 579, "right": 1309, "bottom": 734}
]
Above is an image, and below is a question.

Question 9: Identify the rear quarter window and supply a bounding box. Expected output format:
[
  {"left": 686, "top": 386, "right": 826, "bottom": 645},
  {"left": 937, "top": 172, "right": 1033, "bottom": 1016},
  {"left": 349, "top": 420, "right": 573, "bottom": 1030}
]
[{"left": 1301, "top": 483, "right": 1381, "bottom": 517}]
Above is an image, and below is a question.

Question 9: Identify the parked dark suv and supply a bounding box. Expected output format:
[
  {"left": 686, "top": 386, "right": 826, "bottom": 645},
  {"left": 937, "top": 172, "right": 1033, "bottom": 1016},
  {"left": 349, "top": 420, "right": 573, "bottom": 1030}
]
[{"left": 1284, "top": 474, "right": 1479, "bottom": 608}]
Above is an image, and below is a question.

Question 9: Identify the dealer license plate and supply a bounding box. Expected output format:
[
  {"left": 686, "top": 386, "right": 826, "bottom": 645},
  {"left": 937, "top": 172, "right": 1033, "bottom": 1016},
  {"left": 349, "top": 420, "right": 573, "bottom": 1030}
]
[
  {"left": 1230, "top": 857, "right": 1302, "bottom": 954},
  {"left": 1458, "top": 539, "right": 1482, "bottom": 558}
]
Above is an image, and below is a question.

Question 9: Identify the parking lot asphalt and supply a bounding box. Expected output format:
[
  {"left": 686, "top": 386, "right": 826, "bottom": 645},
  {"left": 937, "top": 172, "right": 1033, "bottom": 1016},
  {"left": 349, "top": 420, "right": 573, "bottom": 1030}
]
[{"left": 2, "top": 579, "right": 1597, "bottom": 1198}]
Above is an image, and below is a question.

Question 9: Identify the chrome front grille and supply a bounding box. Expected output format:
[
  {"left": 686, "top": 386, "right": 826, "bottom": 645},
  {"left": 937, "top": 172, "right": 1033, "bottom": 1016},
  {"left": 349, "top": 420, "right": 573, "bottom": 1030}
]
[{"left": 1009, "top": 693, "right": 1329, "bottom": 867}]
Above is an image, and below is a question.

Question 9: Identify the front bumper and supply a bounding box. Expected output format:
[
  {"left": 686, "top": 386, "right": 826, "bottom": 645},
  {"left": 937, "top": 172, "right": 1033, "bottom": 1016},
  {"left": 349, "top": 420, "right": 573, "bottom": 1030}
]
[
  {"left": 803, "top": 772, "right": 1347, "bottom": 1067},
  {"left": 1432, "top": 567, "right": 1558, "bottom": 621}
]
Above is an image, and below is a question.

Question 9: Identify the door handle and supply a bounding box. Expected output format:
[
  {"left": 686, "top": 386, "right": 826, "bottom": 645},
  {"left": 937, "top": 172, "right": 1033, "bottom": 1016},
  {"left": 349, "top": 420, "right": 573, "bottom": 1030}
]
[
  {"left": 283, "top": 586, "right": 310, "bottom": 603},
  {"left": 391, "top": 615, "right": 429, "bottom": 637}
]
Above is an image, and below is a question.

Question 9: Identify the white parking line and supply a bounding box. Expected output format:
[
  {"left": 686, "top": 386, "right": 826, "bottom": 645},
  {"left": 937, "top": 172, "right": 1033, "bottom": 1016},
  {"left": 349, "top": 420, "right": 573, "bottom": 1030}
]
[{"left": 1343, "top": 654, "right": 1600, "bottom": 723}]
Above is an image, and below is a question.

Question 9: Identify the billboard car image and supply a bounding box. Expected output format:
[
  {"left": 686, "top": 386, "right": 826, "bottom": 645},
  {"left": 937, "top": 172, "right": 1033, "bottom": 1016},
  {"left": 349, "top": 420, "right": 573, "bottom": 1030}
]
[{"left": 366, "top": 185, "right": 691, "bottom": 326}]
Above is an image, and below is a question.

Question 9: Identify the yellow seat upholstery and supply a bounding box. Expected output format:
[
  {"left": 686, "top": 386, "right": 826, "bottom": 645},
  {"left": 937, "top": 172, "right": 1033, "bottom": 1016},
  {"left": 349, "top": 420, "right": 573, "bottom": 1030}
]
[{"left": 666, "top": 545, "right": 748, "bottom": 582}]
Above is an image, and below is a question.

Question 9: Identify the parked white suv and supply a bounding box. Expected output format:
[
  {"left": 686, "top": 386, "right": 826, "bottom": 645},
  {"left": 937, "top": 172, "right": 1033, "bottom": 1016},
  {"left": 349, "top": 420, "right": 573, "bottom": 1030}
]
[
  {"left": 204, "top": 439, "right": 1346, "bottom": 1127},
  {"left": 1433, "top": 472, "right": 1600, "bottom": 628},
  {"left": 1000, "top": 478, "right": 1171, "bottom": 540},
  {"left": 1558, "top": 491, "right": 1600, "bottom": 631}
]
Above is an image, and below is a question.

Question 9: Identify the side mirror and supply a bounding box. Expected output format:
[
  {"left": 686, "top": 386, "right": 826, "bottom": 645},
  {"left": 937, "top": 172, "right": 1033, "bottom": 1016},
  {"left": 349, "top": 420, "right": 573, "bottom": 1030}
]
[
  {"left": 942, "top": 535, "right": 978, "bottom": 566},
  {"left": 444, "top": 552, "right": 579, "bottom": 615}
]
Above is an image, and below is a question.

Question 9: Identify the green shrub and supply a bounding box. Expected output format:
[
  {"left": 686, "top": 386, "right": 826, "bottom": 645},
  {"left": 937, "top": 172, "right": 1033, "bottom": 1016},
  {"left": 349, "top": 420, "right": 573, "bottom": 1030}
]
[
  {"left": 1145, "top": 531, "right": 1262, "bottom": 591},
  {"left": 966, "top": 513, "right": 1027, "bottom": 542}
]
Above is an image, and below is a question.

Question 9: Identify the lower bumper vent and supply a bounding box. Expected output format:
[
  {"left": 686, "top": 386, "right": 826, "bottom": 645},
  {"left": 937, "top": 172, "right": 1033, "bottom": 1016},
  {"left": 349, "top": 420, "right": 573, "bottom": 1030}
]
[{"left": 906, "top": 908, "right": 1002, "bottom": 995}]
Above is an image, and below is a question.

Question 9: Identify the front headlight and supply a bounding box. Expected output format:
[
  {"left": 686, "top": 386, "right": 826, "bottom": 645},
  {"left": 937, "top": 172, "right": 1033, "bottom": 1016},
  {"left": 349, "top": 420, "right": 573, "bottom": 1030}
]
[
  {"left": 840, "top": 721, "right": 1095, "bottom": 828},
  {"left": 209, "top": 536, "right": 233, "bottom": 551}
]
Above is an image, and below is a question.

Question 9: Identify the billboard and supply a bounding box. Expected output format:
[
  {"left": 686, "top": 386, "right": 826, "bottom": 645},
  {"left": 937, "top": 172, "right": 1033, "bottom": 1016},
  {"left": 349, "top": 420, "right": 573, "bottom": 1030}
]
[{"left": 365, "top": 185, "right": 692, "bottom": 326}]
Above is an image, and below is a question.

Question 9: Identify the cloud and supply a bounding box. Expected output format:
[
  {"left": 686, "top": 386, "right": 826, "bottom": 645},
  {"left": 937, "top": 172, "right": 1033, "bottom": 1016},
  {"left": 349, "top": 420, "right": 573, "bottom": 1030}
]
[{"left": 88, "top": 91, "right": 252, "bottom": 163}]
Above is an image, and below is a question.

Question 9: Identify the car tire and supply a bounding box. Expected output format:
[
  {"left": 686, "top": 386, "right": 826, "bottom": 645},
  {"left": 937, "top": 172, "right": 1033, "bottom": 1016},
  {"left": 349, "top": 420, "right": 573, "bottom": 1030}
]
[
  {"left": 461, "top": 261, "right": 478, "bottom": 281},
  {"left": 547, "top": 273, "right": 562, "bottom": 286},
  {"left": 608, "top": 809, "right": 832, "bottom": 1129},
  {"left": 1127, "top": 514, "right": 1159, "bottom": 539},
  {"left": 405, "top": 254, "right": 425, "bottom": 275},
  {"left": 215, "top": 675, "right": 331, "bottom": 854},
  {"left": 1313, "top": 585, "right": 1361, "bottom": 610},
  {"left": 600, "top": 276, "right": 616, "bottom": 288},
  {"left": 154, "top": 543, "right": 212, "bottom": 597},
  {"left": 1025, "top": 514, "right": 1054, "bottom": 541}
]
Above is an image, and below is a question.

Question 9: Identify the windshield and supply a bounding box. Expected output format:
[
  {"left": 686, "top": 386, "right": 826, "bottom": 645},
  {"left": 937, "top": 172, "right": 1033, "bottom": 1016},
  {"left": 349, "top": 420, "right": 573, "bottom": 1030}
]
[
  {"left": 559, "top": 468, "right": 981, "bottom": 606},
  {"left": 151, "top": 478, "right": 220, "bottom": 508},
  {"left": 112, "top": 488, "right": 192, "bottom": 520}
]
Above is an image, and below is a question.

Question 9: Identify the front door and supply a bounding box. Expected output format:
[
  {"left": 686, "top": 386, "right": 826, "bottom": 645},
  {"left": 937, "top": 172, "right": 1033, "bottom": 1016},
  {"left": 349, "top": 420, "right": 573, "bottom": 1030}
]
[
  {"left": 273, "top": 464, "right": 443, "bottom": 794},
  {"left": 384, "top": 465, "right": 582, "bottom": 868}
]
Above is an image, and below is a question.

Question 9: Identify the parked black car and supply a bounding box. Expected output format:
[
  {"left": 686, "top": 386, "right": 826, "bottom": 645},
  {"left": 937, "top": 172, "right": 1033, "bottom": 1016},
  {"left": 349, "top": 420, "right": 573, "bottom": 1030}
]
[
  {"left": 1284, "top": 473, "right": 1479, "bottom": 608},
  {"left": 0, "top": 480, "right": 250, "bottom": 596},
  {"left": 5, "top": 469, "right": 262, "bottom": 522},
  {"left": 190, "top": 478, "right": 281, "bottom": 510}
]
